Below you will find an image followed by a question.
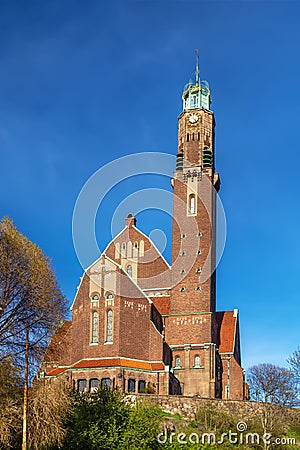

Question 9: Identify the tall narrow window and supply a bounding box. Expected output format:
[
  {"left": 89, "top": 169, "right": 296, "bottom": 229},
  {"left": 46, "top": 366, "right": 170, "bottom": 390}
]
[
  {"left": 106, "top": 309, "right": 113, "bottom": 342},
  {"left": 127, "top": 264, "right": 132, "bottom": 277},
  {"left": 139, "top": 240, "right": 144, "bottom": 257},
  {"left": 175, "top": 356, "right": 181, "bottom": 368},
  {"left": 121, "top": 242, "right": 126, "bottom": 255},
  {"left": 188, "top": 194, "right": 196, "bottom": 214},
  {"left": 91, "top": 311, "right": 98, "bottom": 343}
]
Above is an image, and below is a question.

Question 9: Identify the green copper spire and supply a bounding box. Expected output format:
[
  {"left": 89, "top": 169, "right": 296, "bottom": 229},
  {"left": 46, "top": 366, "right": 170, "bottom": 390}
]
[{"left": 182, "top": 51, "right": 211, "bottom": 111}]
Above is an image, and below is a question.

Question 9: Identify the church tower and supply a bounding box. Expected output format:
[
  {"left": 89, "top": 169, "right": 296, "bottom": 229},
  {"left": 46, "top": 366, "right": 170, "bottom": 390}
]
[{"left": 165, "top": 53, "right": 221, "bottom": 397}]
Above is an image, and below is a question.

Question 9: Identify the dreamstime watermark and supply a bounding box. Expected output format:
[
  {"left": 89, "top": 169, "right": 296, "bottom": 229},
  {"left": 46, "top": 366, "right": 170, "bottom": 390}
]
[
  {"left": 72, "top": 152, "right": 227, "bottom": 295},
  {"left": 157, "top": 421, "right": 297, "bottom": 446}
]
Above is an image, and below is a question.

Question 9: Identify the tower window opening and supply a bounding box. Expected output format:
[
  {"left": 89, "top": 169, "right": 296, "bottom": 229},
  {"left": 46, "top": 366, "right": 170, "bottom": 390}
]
[
  {"left": 198, "top": 132, "right": 200, "bottom": 140},
  {"left": 192, "top": 133, "right": 195, "bottom": 141},
  {"left": 191, "top": 94, "right": 198, "bottom": 108},
  {"left": 180, "top": 287, "right": 185, "bottom": 292},
  {"left": 187, "top": 133, "right": 189, "bottom": 142},
  {"left": 91, "top": 311, "right": 99, "bottom": 343},
  {"left": 188, "top": 194, "right": 196, "bottom": 215}
]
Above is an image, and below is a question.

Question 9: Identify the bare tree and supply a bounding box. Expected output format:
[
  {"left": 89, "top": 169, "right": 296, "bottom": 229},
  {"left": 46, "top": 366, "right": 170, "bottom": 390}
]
[
  {"left": 0, "top": 358, "right": 23, "bottom": 448},
  {"left": 288, "top": 347, "right": 300, "bottom": 405},
  {"left": 288, "top": 347, "right": 300, "bottom": 383},
  {"left": 247, "top": 363, "right": 297, "bottom": 407},
  {"left": 27, "top": 380, "right": 72, "bottom": 450},
  {"left": 0, "top": 217, "right": 68, "bottom": 449}
]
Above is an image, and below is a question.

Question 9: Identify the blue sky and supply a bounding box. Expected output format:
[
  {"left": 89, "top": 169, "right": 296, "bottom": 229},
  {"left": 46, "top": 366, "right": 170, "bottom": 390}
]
[{"left": 0, "top": 0, "right": 299, "bottom": 370}]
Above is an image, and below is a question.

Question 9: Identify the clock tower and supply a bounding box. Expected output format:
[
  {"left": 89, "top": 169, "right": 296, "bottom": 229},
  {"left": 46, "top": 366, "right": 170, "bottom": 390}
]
[{"left": 165, "top": 53, "right": 221, "bottom": 397}]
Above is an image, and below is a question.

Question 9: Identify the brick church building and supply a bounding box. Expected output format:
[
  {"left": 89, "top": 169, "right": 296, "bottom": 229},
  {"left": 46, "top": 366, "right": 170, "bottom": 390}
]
[{"left": 42, "top": 62, "right": 247, "bottom": 400}]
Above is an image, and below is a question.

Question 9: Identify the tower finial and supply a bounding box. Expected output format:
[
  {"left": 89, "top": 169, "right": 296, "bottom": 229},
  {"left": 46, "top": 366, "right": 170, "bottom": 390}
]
[{"left": 195, "top": 48, "right": 200, "bottom": 85}]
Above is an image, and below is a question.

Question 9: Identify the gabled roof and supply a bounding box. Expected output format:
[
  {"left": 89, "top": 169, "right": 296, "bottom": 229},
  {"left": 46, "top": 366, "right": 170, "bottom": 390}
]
[
  {"left": 43, "top": 320, "right": 72, "bottom": 362},
  {"left": 215, "top": 311, "right": 238, "bottom": 354}
]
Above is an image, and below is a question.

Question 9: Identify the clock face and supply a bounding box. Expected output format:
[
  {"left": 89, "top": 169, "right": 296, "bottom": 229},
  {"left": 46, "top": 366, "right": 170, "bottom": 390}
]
[{"left": 189, "top": 113, "right": 199, "bottom": 124}]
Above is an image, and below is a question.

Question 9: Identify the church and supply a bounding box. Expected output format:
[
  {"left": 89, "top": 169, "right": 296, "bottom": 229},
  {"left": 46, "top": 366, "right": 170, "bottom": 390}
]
[{"left": 42, "top": 61, "right": 247, "bottom": 400}]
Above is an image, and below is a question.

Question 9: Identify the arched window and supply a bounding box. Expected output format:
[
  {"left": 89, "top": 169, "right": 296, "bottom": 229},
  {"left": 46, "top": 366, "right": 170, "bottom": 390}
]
[
  {"left": 106, "top": 310, "right": 113, "bottom": 342},
  {"left": 91, "top": 294, "right": 99, "bottom": 301},
  {"left": 127, "top": 241, "right": 133, "bottom": 258},
  {"left": 106, "top": 292, "right": 114, "bottom": 300},
  {"left": 121, "top": 242, "right": 126, "bottom": 255},
  {"left": 127, "top": 264, "right": 132, "bottom": 277},
  {"left": 175, "top": 356, "right": 181, "bottom": 368},
  {"left": 91, "top": 311, "right": 98, "bottom": 343},
  {"left": 194, "top": 355, "right": 201, "bottom": 367},
  {"left": 189, "top": 194, "right": 196, "bottom": 214},
  {"left": 139, "top": 240, "right": 144, "bottom": 257}
]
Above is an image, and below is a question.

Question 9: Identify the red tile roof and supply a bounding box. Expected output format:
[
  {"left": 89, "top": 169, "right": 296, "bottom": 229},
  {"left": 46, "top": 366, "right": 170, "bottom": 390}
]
[
  {"left": 215, "top": 311, "right": 237, "bottom": 353},
  {"left": 151, "top": 297, "right": 170, "bottom": 315},
  {"left": 47, "top": 358, "right": 165, "bottom": 374},
  {"left": 46, "top": 367, "right": 67, "bottom": 376}
]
